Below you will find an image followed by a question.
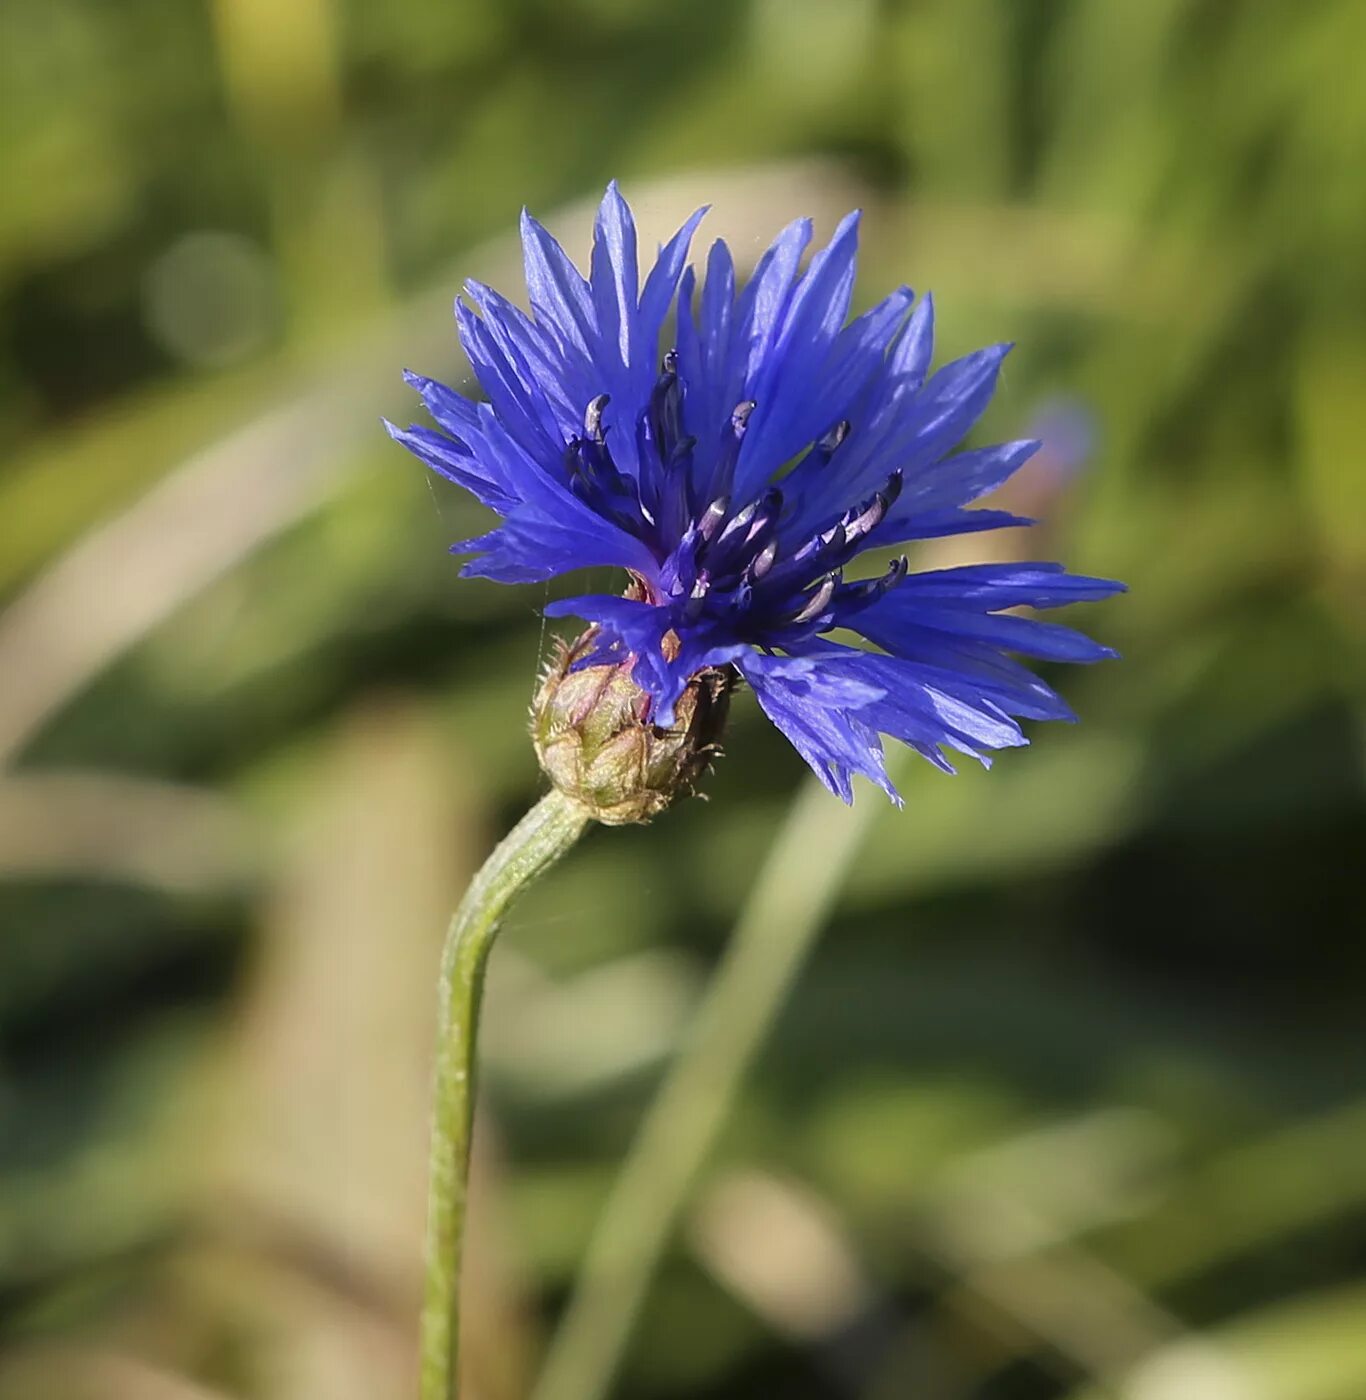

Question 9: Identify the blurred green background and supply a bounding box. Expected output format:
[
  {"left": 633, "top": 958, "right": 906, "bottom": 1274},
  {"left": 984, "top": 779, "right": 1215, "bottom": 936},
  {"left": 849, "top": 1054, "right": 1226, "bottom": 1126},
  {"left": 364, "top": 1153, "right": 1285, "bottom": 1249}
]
[{"left": 1, "top": 2, "right": 1363, "bottom": 1398}]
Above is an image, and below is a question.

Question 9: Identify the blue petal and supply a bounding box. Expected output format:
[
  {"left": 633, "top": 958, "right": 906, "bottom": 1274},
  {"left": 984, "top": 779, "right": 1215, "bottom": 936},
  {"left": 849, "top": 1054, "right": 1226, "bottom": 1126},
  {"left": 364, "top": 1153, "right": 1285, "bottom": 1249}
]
[
  {"left": 856, "top": 590, "right": 1120, "bottom": 663},
  {"left": 461, "top": 279, "right": 594, "bottom": 439},
  {"left": 888, "top": 289, "right": 935, "bottom": 388},
  {"left": 402, "top": 370, "right": 482, "bottom": 441},
  {"left": 544, "top": 591, "right": 666, "bottom": 643},
  {"left": 810, "top": 290, "right": 935, "bottom": 493},
  {"left": 735, "top": 218, "right": 814, "bottom": 383},
  {"left": 520, "top": 208, "right": 596, "bottom": 356},
  {"left": 889, "top": 563, "right": 1128, "bottom": 610},
  {"left": 437, "top": 408, "right": 657, "bottom": 578},
  {"left": 677, "top": 240, "right": 740, "bottom": 497},
  {"left": 676, "top": 240, "right": 736, "bottom": 432},
  {"left": 781, "top": 644, "right": 1032, "bottom": 780},
  {"left": 734, "top": 650, "right": 895, "bottom": 804},
  {"left": 857, "top": 636, "right": 1078, "bottom": 723},
  {"left": 640, "top": 205, "right": 709, "bottom": 358},
  {"left": 847, "top": 652, "right": 1028, "bottom": 753},
  {"left": 590, "top": 180, "right": 641, "bottom": 372},
  {"left": 872, "top": 440, "right": 1041, "bottom": 543},
  {"left": 685, "top": 216, "right": 813, "bottom": 497},
  {"left": 890, "top": 342, "right": 1014, "bottom": 467},
  {"left": 733, "top": 212, "right": 862, "bottom": 498},
  {"left": 458, "top": 506, "right": 654, "bottom": 582},
  {"left": 808, "top": 332, "right": 1009, "bottom": 525},
  {"left": 454, "top": 298, "right": 565, "bottom": 466},
  {"left": 383, "top": 419, "right": 516, "bottom": 513},
  {"left": 876, "top": 507, "right": 1035, "bottom": 542}
]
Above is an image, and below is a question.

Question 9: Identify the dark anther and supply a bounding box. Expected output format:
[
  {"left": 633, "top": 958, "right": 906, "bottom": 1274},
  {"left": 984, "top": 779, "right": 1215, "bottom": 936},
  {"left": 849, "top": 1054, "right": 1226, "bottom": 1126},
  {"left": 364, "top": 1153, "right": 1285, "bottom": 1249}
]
[
  {"left": 584, "top": 394, "right": 610, "bottom": 442},
  {"left": 662, "top": 348, "right": 679, "bottom": 374},
  {"left": 790, "top": 573, "right": 838, "bottom": 624},
  {"left": 818, "top": 419, "right": 850, "bottom": 454},
  {"left": 731, "top": 400, "right": 756, "bottom": 436}
]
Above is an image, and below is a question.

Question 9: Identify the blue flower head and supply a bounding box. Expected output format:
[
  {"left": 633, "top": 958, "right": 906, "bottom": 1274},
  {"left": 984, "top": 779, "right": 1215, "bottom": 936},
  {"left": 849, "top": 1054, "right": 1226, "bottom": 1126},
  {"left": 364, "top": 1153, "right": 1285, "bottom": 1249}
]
[{"left": 388, "top": 184, "right": 1124, "bottom": 806}]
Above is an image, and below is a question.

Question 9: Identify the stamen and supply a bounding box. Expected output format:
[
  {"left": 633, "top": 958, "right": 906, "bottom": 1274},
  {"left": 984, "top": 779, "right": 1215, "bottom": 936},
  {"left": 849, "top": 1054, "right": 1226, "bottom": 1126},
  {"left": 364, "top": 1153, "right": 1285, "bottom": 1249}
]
[
  {"left": 838, "top": 555, "right": 909, "bottom": 609},
  {"left": 742, "top": 488, "right": 783, "bottom": 546},
  {"left": 817, "top": 419, "right": 850, "bottom": 454},
  {"left": 584, "top": 394, "right": 610, "bottom": 442},
  {"left": 649, "top": 369, "right": 684, "bottom": 462},
  {"left": 749, "top": 537, "right": 778, "bottom": 580},
  {"left": 731, "top": 400, "right": 756, "bottom": 436},
  {"left": 669, "top": 434, "right": 698, "bottom": 466},
  {"left": 565, "top": 425, "right": 646, "bottom": 537},
  {"left": 844, "top": 473, "right": 903, "bottom": 545},
  {"left": 715, "top": 496, "right": 760, "bottom": 547},
  {"left": 683, "top": 574, "right": 711, "bottom": 622},
  {"left": 790, "top": 573, "right": 838, "bottom": 624},
  {"left": 846, "top": 490, "right": 890, "bottom": 543},
  {"left": 699, "top": 495, "right": 730, "bottom": 542}
]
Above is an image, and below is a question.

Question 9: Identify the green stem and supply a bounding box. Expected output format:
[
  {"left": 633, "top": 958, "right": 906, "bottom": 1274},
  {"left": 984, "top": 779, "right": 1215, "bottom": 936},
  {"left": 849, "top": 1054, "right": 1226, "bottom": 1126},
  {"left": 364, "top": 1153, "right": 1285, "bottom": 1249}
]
[{"left": 421, "top": 787, "right": 591, "bottom": 1400}]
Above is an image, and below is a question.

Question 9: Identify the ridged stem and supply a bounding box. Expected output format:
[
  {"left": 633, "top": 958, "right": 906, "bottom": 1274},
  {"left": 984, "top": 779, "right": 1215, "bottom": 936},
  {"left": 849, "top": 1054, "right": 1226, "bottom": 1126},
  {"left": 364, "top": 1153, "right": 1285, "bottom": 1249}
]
[{"left": 421, "top": 787, "right": 591, "bottom": 1400}]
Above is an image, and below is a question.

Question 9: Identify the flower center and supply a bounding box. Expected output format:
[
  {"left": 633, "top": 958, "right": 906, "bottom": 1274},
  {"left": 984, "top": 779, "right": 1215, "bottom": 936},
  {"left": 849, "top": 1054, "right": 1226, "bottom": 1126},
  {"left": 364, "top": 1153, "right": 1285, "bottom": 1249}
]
[{"left": 566, "top": 357, "right": 908, "bottom": 642}]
